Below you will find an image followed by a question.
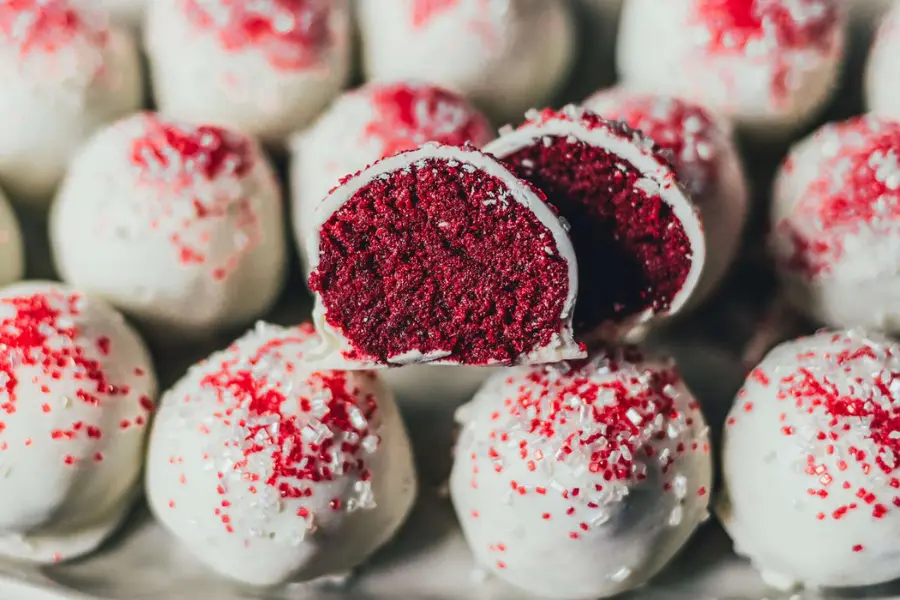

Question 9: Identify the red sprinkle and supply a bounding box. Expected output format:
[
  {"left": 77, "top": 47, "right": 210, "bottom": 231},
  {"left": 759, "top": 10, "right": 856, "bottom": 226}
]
[{"left": 0, "top": 0, "right": 108, "bottom": 56}]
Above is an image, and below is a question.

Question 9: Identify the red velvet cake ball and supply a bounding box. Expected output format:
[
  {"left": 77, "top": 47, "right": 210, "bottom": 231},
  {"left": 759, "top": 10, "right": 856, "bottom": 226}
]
[{"left": 305, "top": 143, "right": 584, "bottom": 369}]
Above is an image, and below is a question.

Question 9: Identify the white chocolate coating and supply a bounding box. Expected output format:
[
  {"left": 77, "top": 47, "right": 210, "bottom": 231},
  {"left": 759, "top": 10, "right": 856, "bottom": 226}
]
[
  {"left": 0, "top": 187, "right": 24, "bottom": 287},
  {"left": 0, "top": 281, "right": 157, "bottom": 564},
  {"left": 145, "top": 322, "right": 417, "bottom": 587},
  {"left": 719, "top": 330, "right": 900, "bottom": 590},
  {"left": 865, "top": 1, "right": 900, "bottom": 121},
  {"left": 584, "top": 88, "right": 748, "bottom": 306},
  {"left": 145, "top": 0, "right": 352, "bottom": 146},
  {"left": 617, "top": 0, "right": 845, "bottom": 139},
  {"left": 450, "top": 347, "right": 712, "bottom": 599},
  {"left": 770, "top": 115, "right": 900, "bottom": 334},
  {"left": 50, "top": 113, "right": 287, "bottom": 343},
  {"left": 358, "top": 0, "right": 576, "bottom": 124},
  {"left": 0, "top": 1, "right": 144, "bottom": 208}
]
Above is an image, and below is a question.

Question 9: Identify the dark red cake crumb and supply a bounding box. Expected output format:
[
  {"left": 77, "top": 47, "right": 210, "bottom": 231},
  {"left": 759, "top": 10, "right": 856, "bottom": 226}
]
[
  {"left": 504, "top": 137, "right": 692, "bottom": 335},
  {"left": 308, "top": 156, "right": 571, "bottom": 365}
]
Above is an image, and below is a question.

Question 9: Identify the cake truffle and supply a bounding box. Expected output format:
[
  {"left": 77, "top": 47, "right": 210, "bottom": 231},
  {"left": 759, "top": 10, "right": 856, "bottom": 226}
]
[
  {"left": 50, "top": 112, "right": 286, "bottom": 342},
  {"left": 86, "top": 0, "right": 146, "bottom": 27},
  {"left": 305, "top": 142, "right": 584, "bottom": 369},
  {"left": 770, "top": 115, "right": 900, "bottom": 334},
  {"left": 719, "top": 330, "right": 900, "bottom": 590},
  {"left": 0, "top": 187, "right": 24, "bottom": 287},
  {"left": 145, "top": 322, "right": 416, "bottom": 587},
  {"left": 357, "top": 0, "right": 576, "bottom": 123},
  {"left": 617, "top": 0, "right": 845, "bottom": 139},
  {"left": 145, "top": 0, "right": 352, "bottom": 146},
  {"left": 485, "top": 106, "right": 706, "bottom": 341},
  {"left": 451, "top": 346, "right": 712, "bottom": 600},
  {"left": 0, "top": 0, "right": 144, "bottom": 207},
  {"left": 865, "top": 0, "right": 900, "bottom": 121},
  {"left": 0, "top": 281, "right": 156, "bottom": 563},
  {"left": 584, "top": 88, "right": 748, "bottom": 306}
]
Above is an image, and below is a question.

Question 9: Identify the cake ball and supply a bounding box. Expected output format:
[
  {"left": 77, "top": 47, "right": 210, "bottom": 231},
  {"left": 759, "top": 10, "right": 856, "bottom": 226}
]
[
  {"left": 485, "top": 106, "right": 706, "bottom": 341},
  {"left": 50, "top": 113, "right": 286, "bottom": 342},
  {"left": 770, "top": 115, "right": 900, "bottom": 334},
  {"left": 358, "top": 0, "right": 576, "bottom": 124},
  {"left": 146, "top": 322, "right": 416, "bottom": 586},
  {"left": 306, "top": 142, "right": 584, "bottom": 369},
  {"left": 145, "top": 0, "right": 352, "bottom": 146},
  {"left": 451, "top": 346, "right": 712, "bottom": 600},
  {"left": 0, "top": 0, "right": 144, "bottom": 208},
  {"left": 584, "top": 88, "right": 749, "bottom": 306},
  {"left": 617, "top": 0, "right": 846, "bottom": 139},
  {"left": 0, "top": 187, "right": 24, "bottom": 287},
  {"left": 80, "top": 0, "right": 146, "bottom": 27},
  {"left": 0, "top": 281, "right": 156, "bottom": 563},
  {"left": 866, "top": 0, "right": 900, "bottom": 121},
  {"left": 719, "top": 330, "right": 900, "bottom": 590}
]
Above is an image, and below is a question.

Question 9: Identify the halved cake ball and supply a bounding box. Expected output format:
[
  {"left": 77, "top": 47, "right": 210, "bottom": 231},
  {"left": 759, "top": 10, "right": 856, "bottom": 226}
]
[
  {"left": 291, "top": 81, "right": 495, "bottom": 260},
  {"left": 584, "top": 88, "right": 748, "bottom": 306},
  {"left": 0, "top": 281, "right": 156, "bottom": 563},
  {"left": 866, "top": 0, "right": 900, "bottom": 121},
  {"left": 0, "top": 187, "right": 24, "bottom": 287},
  {"left": 770, "top": 115, "right": 900, "bottom": 334},
  {"left": 305, "top": 143, "right": 583, "bottom": 369},
  {"left": 719, "top": 330, "right": 900, "bottom": 590},
  {"left": 451, "top": 346, "right": 712, "bottom": 600},
  {"left": 358, "top": 0, "right": 576, "bottom": 123},
  {"left": 145, "top": 0, "right": 351, "bottom": 146},
  {"left": 485, "top": 106, "right": 706, "bottom": 341},
  {"left": 0, "top": 0, "right": 143, "bottom": 207},
  {"left": 617, "top": 0, "right": 845, "bottom": 139},
  {"left": 50, "top": 113, "right": 286, "bottom": 342},
  {"left": 145, "top": 322, "right": 416, "bottom": 587}
]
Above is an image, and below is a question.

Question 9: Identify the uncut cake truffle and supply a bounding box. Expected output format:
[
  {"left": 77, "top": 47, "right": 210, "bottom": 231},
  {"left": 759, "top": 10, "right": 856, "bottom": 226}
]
[
  {"left": 145, "top": 0, "right": 352, "bottom": 146},
  {"left": 485, "top": 106, "right": 706, "bottom": 341},
  {"left": 0, "top": 281, "right": 156, "bottom": 563},
  {"left": 145, "top": 322, "right": 416, "bottom": 586},
  {"left": 358, "top": 0, "right": 576, "bottom": 123},
  {"left": 617, "top": 0, "right": 845, "bottom": 138},
  {"left": 770, "top": 115, "right": 900, "bottom": 334},
  {"left": 0, "top": 0, "right": 143, "bottom": 207},
  {"left": 584, "top": 88, "right": 749, "bottom": 306},
  {"left": 865, "top": 0, "right": 900, "bottom": 121},
  {"left": 305, "top": 142, "right": 584, "bottom": 369},
  {"left": 719, "top": 330, "right": 900, "bottom": 590},
  {"left": 50, "top": 113, "right": 286, "bottom": 342},
  {"left": 450, "top": 346, "right": 713, "bottom": 599}
]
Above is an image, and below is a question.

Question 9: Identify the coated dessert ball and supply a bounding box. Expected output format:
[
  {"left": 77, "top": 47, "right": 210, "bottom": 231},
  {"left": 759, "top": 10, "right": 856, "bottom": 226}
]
[
  {"left": 770, "top": 115, "right": 900, "bottom": 334},
  {"left": 145, "top": 0, "right": 352, "bottom": 146},
  {"left": 145, "top": 322, "right": 416, "bottom": 587},
  {"left": 358, "top": 0, "right": 576, "bottom": 124},
  {"left": 584, "top": 88, "right": 749, "bottom": 306},
  {"left": 617, "top": 0, "right": 846, "bottom": 139},
  {"left": 306, "top": 143, "right": 584, "bottom": 369},
  {"left": 0, "top": 281, "right": 156, "bottom": 563},
  {"left": 719, "top": 330, "right": 900, "bottom": 590},
  {"left": 83, "top": 0, "right": 146, "bottom": 27},
  {"left": 451, "top": 346, "right": 712, "bottom": 600},
  {"left": 50, "top": 113, "right": 287, "bottom": 342},
  {"left": 0, "top": 187, "right": 24, "bottom": 287},
  {"left": 0, "top": 0, "right": 144, "bottom": 208},
  {"left": 865, "top": 0, "right": 900, "bottom": 121}
]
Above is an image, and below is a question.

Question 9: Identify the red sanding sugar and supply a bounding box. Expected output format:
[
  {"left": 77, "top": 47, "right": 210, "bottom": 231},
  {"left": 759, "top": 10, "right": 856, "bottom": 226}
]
[
  {"left": 0, "top": 0, "right": 107, "bottom": 55},
  {"left": 308, "top": 157, "right": 571, "bottom": 365},
  {"left": 504, "top": 137, "right": 692, "bottom": 335}
]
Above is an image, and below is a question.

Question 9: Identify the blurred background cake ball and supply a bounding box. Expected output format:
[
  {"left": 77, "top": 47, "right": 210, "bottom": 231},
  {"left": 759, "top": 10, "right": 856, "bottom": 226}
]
[
  {"left": 82, "top": 0, "right": 146, "bottom": 28},
  {"left": 146, "top": 322, "right": 416, "bottom": 586},
  {"left": 617, "top": 0, "right": 846, "bottom": 139},
  {"left": 358, "top": 0, "right": 577, "bottom": 124},
  {"left": 0, "top": 282, "right": 156, "bottom": 563},
  {"left": 585, "top": 88, "right": 748, "bottom": 307},
  {"left": 0, "top": 0, "right": 144, "bottom": 208},
  {"left": 50, "top": 113, "right": 286, "bottom": 343},
  {"left": 770, "top": 115, "right": 900, "bottom": 334},
  {"left": 145, "top": 0, "right": 352, "bottom": 146},
  {"left": 0, "top": 187, "right": 24, "bottom": 288},
  {"left": 865, "top": 0, "right": 900, "bottom": 120}
]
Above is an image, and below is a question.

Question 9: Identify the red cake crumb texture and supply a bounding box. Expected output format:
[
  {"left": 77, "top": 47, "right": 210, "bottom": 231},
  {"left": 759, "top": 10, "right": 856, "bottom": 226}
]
[
  {"left": 501, "top": 109, "right": 693, "bottom": 335},
  {"left": 363, "top": 83, "right": 493, "bottom": 160},
  {"left": 130, "top": 114, "right": 262, "bottom": 281},
  {"left": 0, "top": 289, "right": 152, "bottom": 462},
  {"left": 776, "top": 116, "right": 900, "bottom": 280},
  {"left": 0, "top": 0, "right": 107, "bottom": 56},
  {"left": 308, "top": 151, "right": 572, "bottom": 366},
  {"left": 184, "top": 0, "right": 333, "bottom": 70}
]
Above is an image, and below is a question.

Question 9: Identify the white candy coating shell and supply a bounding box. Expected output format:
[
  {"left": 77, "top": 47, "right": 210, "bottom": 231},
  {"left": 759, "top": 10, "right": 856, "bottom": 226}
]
[{"left": 865, "top": 1, "right": 900, "bottom": 121}]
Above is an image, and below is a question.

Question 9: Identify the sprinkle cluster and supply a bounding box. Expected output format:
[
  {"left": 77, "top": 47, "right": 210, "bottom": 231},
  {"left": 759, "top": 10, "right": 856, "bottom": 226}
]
[
  {"left": 0, "top": 0, "right": 107, "bottom": 54},
  {"left": 409, "top": 0, "right": 506, "bottom": 46}
]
